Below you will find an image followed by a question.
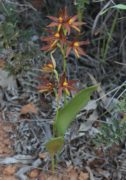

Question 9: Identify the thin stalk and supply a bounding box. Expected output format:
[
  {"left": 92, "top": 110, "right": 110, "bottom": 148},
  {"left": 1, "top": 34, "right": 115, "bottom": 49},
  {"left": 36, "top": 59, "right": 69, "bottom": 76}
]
[
  {"left": 54, "top": 69, "right": 59, "bottom": 82},
  {"left": 3, "top": 30, "right": 10, "bottom": 48},
  {"left": 51, "top": 155, "right": 55, "bottom": 173},
  {"left": 1, "top": 1, "right": 10, "bottom": 16},
  {"left": 58, "top": 44, "right": 67, "bottom": 73},
  {"left": 53, "top": 88, "right": 59, "bottom": 137},
  {"left": 53, "top": 105, "right": 59, "bottom": 137},
  {"left": 101, "top": 36, "right": 106, "bottom": 62},
  {"left": 50, "top": 51, "right": 60, "bottom": 136},
  {"left": 102, "top": 12, "right": 118, "bottom": 61},
  {"left": 64, "top": 94, "right": 67, "bottom": 105}
]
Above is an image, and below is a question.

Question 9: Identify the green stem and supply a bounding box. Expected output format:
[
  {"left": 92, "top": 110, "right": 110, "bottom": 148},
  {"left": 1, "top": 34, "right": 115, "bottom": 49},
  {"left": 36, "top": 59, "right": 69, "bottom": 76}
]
[
  {"left": 103, "top": 12, "right": 118, "bottom": 61},
  {"left": 54, "top": 69, "right": 59, "bottom": 82},
  {"left": 63, "top": 56, "right": 66, "bottom": 72},
  {"left": 53, "top": 88, "right": 60, "bottom": 136},
  {"left": 50, "top": 51, "right": 60, "bottom": 135},
  {"left": 64, "top": 93, "right": 67, "bottom": 105},
  {"left": 1, "top": 1, "right": 10, "bottom": 16},
  {"left": 58, "top": 44, "right": 67, "bottom": 73},
  {"left": 53, "top": 107, "right": 59, "bottom": 137},
  {"left": 51, "top": 155, "right": 55, "bottom": 173}
]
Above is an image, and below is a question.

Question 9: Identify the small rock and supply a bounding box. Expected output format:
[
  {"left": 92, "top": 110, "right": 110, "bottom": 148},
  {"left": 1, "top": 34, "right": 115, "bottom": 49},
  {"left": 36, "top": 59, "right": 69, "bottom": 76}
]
[{"left": 31, "top": 35, "right": 39, "bottom": 41}]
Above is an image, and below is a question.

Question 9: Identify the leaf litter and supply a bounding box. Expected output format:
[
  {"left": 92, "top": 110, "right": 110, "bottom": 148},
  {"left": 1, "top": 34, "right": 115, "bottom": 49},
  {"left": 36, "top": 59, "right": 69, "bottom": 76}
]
[{"left": 0, "top": 0, "right": 126, "bottom": 179}]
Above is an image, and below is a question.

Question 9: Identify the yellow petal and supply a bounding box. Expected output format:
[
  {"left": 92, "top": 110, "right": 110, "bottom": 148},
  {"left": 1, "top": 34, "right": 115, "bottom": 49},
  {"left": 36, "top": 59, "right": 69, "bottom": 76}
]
[
  {"left": 74, "top": 48, "right": 80, "bottom": 58},
  {"left": 71, "top": 25, "right": 80, "bottom": 32}
]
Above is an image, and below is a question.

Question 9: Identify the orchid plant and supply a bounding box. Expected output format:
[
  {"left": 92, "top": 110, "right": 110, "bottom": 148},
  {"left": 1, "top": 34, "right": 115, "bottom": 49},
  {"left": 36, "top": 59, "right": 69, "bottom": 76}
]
[{"left": 38, "top": 7, "right": 97, "bottom": 171}]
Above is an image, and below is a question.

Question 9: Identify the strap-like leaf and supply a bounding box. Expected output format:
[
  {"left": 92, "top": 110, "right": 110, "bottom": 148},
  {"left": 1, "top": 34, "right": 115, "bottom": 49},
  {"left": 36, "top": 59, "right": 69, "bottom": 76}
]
[
  {"left": 54, "top": 86, "right": 97, "bottom": 136},
  {"left": 112, "top": 4, "right": 126, "bottom": 10},
  {"left": 45, "top": 137, "right": 64, "bottom": 157}
]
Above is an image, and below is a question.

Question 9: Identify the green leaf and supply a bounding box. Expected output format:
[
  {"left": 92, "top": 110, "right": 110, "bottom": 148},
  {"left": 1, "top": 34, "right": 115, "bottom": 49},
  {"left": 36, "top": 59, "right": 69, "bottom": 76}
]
[
  {"left": 100, "top": 8, "right": 110, "bottom": 15},
  {"left": 112, "top": 4, "right": 126, "bottom": 10},
  {"left": 45, "top": 137, "right": 64, "bottom": 157},
  {"left": 54, "top": 86, "right": 97, "bottom": 136},
  {"left": 100, "top": 4, "right": 126, "bottom": 16}
]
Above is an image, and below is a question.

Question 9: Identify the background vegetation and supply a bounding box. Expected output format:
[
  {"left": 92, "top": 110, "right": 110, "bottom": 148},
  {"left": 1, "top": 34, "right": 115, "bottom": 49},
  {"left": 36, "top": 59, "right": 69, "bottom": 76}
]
[{"left": 0, "top": 0, "right": 126, "bottom": 179}]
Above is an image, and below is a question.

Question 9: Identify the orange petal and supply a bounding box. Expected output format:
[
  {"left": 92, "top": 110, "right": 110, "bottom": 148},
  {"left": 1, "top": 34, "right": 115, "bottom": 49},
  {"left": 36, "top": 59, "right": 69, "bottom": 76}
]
[
  {"left": 68, "top": 15, "right": 78, "bottom": 23},
  {"left": 41, "top": 45, "right": 50, "bottom": 51},
  {"left": 47, "top": 22, "right": 59, "bottom": 27},
  {"left": 66, "top": 46, "right": 72, "bottom": 57},
  {"left": 47, "top": 16, "right": 58, "bottom": 22},
  {"left": 79, "top": 40, "right": 90, "bottom": 45},
  {"left": 73, "top": 22, "right": 86, "bottom": 26},
  {"left": 58, "top": 23, "right": 62, "bottom": 31},
  {"left": 64, "top": 24, "right": 71, "bottom": 35},
  {"left": 74, "top": 48, "right": 80, "bottom": 58},
  {"left": 77, "top": 47, "right": 86, "bottom": 56},
  {"left": 71, "top": 25, "right": 80, "bottom": 32}
]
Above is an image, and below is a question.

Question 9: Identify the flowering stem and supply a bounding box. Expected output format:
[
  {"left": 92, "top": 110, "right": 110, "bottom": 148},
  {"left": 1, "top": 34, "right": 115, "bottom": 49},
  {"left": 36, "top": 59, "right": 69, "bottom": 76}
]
[
  {"left": 51, "top": 155, "right": 55, "bottom": 173},
  {"left": 54, "top": 69, "right": 59, "bottom": 82},
  {"left": 58, "top": 44, "right": 67, "bottom": 73},
  {"left": 64, "top": 93, "right": 67, "bottom": 105},
  {"left": 63, "top": 52, "right": 67, "bottom": 73},
  {"left": 53, "top": 88, "right": 60, "bottom": 136}
]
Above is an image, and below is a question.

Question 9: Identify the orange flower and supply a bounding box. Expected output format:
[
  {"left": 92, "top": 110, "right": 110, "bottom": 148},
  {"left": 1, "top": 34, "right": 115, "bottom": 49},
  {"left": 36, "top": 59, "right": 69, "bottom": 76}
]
[
  {"left": 66, "top": 40, "right": 89, "bottom": 58},
  {"left": 47, "top": 7, "right": 68, "bottom": 31},
  {"left": 37, "top": 79, "right": 54, "bottom": 93},
  {"left": 41, "top": 40, "right": 57, "bottom": 52},
  {"left": 47, "top": 7, "right": 84, "bottom": 35},
  {"left": 41, "top": 62, "right": 55, "bottom": 73},
  {"left": 58, "top": 73, "right": 78, "bottom": 97},
  {"left": 65, "top": 15, "right": 84, "bottom": 35},
  {"left": 41, "top": 30, "right": 66, "bottom": 52}
]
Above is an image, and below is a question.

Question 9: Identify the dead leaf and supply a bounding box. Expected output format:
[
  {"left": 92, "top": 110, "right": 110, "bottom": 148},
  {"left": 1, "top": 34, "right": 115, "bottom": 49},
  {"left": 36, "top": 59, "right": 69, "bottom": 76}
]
[
  {"left": 20, "top": 103, "right": 37, "bottom": 114},
  {"left": 67, "top": 167, "right": 78, "bottom": 180},
  {"left": 0, "top": 122, "right": 14, "bottom": 156},
  {"left": 79, "top": 171, "right": 89, "bottom": 180},
  {"left": 0, "top": 176, "right": 17, "bottom": 180},
  {"left": 96, "top": 168, "right": 110, "bottom": 178},
  {"left": 39, "top": 152, "right": 48, "bottom": 160},
  {"left": 0, "top": 69, "right": 17, "bottom": 90},
  {"left": 0, "top": 59, "right": 5, "bottom": 69},
  {"left": 28, "top": 169, "right": 40, "bottom": 178},
  {"left": 88, "top": 73, "right": 109, "bottom": 106},
  {"left": 31, "top": 0, "right": 44, "bottom": 9},
  {"left": 69, "top": 170, "right": 78, "bottom": 180},
  {"left": 38, "top": 173, "right": 47, "bottom": 180},
  {"left": 3, "top": 165, "right": 17, "bottom": 176},
  {"left": 47, "top": 175, "right": 59, "bottom": 180},
  {"left": 79, "top": 111, "right": 98, "bottom": 133},
  {"left": 85, "top": 166, "right": 95, "bottom": 180},
  {"left": 84, "top": 100, "right": 97, "bottom": 111}
]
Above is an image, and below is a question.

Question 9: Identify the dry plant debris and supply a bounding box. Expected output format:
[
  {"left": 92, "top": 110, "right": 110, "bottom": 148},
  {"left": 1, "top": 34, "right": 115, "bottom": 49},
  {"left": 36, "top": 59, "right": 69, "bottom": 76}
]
[
  {"left": 0, "top": 121, "right": 18, "bottom": 180},
  {"left": 0, "top": 0, "right": 126, "bottom": 179},
  {"left": 0, "top": 58, "right": 5, "bottom": 69},
  {"left": 20, "top": 103, "right": 38, "bottom": 115},
  {"left": 38, "top": 167, "right": 89, "bottom": 180}
]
